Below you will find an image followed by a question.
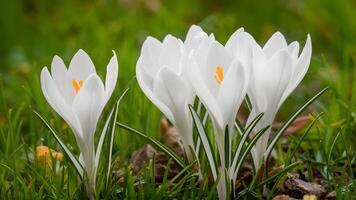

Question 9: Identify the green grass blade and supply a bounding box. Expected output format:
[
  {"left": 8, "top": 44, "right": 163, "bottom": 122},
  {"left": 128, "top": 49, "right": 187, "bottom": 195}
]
[
  {"left": 265, "top": 87, "right": 328, "bottom": 163},
  {"left": 189, "top": 105, "right": 218, "bottom": 180},
  {"left": 34, "top": 111, "right": 84, "bottom": 179},
  {"left": 287, "top": 113, "right": 323, "bottom": 165},
  {"left": 116, "top": 122, "right": 187, "bottom": 169},
  {"left": 231, "top": 112, "right": 264, "bottom": 176},
  {"left": 95, "top": 106, "right": 114, "bottom": 167},
  {"left": 106, "top": 88, "right": 129, "bottom": 186},
  {"left": 233, "top": 125, "right": 270, "bottom": 179}
]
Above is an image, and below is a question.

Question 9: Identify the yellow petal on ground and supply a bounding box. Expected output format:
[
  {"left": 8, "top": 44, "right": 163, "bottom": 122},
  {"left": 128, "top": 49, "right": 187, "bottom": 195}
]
[
  {"left": 303, "top": 195, "right": 317, "bottom": 200},
  {"left": 36, "top": 145, "right": 64, "bottom": 165}
]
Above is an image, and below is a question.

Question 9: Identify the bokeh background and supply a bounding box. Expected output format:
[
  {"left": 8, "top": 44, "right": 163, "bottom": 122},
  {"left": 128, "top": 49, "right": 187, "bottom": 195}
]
[{"left": 0, "top": 0, "right": 355, "bottom": 188}]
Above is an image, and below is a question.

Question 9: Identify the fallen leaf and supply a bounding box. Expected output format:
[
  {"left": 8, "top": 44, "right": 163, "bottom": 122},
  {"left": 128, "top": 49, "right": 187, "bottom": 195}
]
[{"left": 273, "top": 115, "right": 311, "bottom": 135}]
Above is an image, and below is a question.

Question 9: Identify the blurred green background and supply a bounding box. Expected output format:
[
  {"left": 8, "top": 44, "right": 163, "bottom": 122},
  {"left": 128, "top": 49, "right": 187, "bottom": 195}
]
[
  {"left": 1, "top": 0, "right": 355, "bottom": 153},
  {"left": 0, "top": 0, "right": 355, "bottom": 198}
]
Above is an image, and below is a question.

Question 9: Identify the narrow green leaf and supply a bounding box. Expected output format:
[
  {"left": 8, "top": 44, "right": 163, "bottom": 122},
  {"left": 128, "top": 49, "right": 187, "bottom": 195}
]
[
  {"left": 34, "top": 111, "right": 84, "bottom": 179},
  {"left": 116, "top": 122, "right": 186, "bottom": 169},
  {"left": 231, "top": 112, "right": 264, "bottom": 176},
  {"left": 106, "top": 88, "right": 129, "bottom": 186},
  {"left": 95, "top": 106, "right": 114, "bottom": 166},
  {"left": 265, "top": 87, "right": 328, "bottom": 163},
  {"left": 224, "top": 127, "right": 230, "bottom": 168},
  {"left": 245, "top": 95, "right": 252, "bottom": 112},
  {"left": 233, "top": 125, "right": 270, "bottom": 179},
  {"left": 189, "top": 104, "right": 218, "bottom": 180},
  {"left": 287, "top": 113, "right": 323, "bottom": 165}
]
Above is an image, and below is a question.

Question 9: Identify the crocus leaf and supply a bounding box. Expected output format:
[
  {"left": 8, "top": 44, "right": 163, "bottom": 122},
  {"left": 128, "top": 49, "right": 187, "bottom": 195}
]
[
  {"left": 265, "top": 87, "right": 328, "bottom": 164},
  {"left": 189, "top": 104, "right": 219, "bottom": 180},
  {"left": 34, "top": 111, "right": 84, "bottom": 179},
  {"left": 116, "top": 122, "right": 187, "bottom": 169},
  {"left": 236, "top": 161, "right": 301, "bottom": 198},
  {"left": 233, "top": 125, "right": 270, "bottom": 179},
  {"left": 106, "top": 88, "right": 129, "bottom": 186},
  {"left": 287, "top": 113, "right": 323, "bottom": 165},
  {"left": 231, "top": 112, "right": 264, "bottom": 176}
]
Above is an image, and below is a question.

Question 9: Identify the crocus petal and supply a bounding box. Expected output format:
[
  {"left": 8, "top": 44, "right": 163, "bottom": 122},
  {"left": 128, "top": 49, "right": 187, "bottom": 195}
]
[
  {"left": 263, "top": 32, "right": 288, "bottom": 58},
  {"left": 104, "top": 51, "right": 119, "bottom": 101},
  {"left": 280, "top": 35, "right": 312, "bottom": 106},
  {"left": 152, "top": 69, "right": 178, "bottom": 124},
  {"left": 205, "top": 41, "right": 233, "bottom": 97},
  {"left": 158, "top": 35, "right": 183, "bottom": 74},
  {"left": 158, "top": 67, "right": 194, "bottom": 146},
  {"left": 51, "top": 56, "right": 67, "bottom": 89},
  {"left": 67, "top": 49, "right": 97, "bottom": 82},
  {"left": 41, "top": 67, "right": 82, "bottom": 137},
  {"left": 287, "top": 41, "right": 300, "bottom": 61},
  {"left": 72, "top": 74, "right": 105, "bottom": 172},
  {"left": 184, "top": 25, "right": 206, "bottom": 51},
  {"left": 140, "top": 37, "right": 163, "bottom": 77},
  {"left": 225, "top": 27, "right": 245, "bottom": 56},
  {"left": 217, "top": 60, "right": 247, "bottom": 129},
  {"left": 253, "top": 49, "right": 293, "bottom": 112},
  {"left": 188, "top": 55, "right": 224, "bottom": 127},
  {"left": 136, "top": 58, "right": 174, "bottom": 123},
  {"left": 72, "top": 74, "right": 106, "bottom": 141},
  {"left": 50, "top": 56, "right": 71, "bottom": 102}
]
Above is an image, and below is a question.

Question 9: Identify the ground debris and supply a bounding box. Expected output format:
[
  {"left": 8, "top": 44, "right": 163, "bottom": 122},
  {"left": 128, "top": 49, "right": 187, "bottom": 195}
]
[
  {"left": 273, "top": 115, "right": 311, "bottom": 135},
  {"left": 325, "top": 191, "right": 336, "bottom": 200},
  {"left": 281, "top": 174, "right": 326, "bottom": 199},
  {"left": 273, "top": 194, "right": 298, "bottom": 200},
  {"left": 129, "top": 118, "right": 184, "bottom": 182}
]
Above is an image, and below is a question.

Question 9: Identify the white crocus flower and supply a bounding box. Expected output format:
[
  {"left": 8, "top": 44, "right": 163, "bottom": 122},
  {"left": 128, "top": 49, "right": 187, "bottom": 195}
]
[
  {"left": 188, "top": 28, "right": 251, "bottom": 200},
  {"left": 245, "top": 32, "right": 312, "bottom": 170},
  {"left": 40, "top": 49, "right": 118, "bottom": 196},
  {"left": 136, "top": 34, "right": 196, "bottom": 158}
]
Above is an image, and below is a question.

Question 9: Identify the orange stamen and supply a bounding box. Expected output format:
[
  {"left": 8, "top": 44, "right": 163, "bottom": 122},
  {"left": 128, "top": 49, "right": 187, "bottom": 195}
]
[
  {"left": 214, "top": 66, "right": 224, "bottom": 85},
  {"left": 72, "top": 80, "right": 84, "bottom": 93}
]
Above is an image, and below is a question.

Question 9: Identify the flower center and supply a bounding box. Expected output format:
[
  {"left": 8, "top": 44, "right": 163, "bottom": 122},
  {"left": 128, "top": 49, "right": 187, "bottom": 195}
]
[
  {"left": 72, "top": 79, "right": 84, "bottom": 93},
  {"left": 214, "top": 66, "right": 224, "bottom": 85}
]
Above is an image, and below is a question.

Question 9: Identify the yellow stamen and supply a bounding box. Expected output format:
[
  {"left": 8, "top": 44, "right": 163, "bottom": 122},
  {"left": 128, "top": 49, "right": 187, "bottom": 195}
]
[
  {"left": 72, "top": 79, "right": 84, "bottom": 93},
  {"left": 214, "top": 66, "right": 224, "bottom": 85},
  {"left": 36, "top": 145, "right": 64, "bottom": 166}
]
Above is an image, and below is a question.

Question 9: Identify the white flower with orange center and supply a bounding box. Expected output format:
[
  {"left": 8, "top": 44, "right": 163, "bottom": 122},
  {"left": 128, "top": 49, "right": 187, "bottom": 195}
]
[
  {"left": 243, "top": 32, "right": 312, "bottom": 169},
  {"left": 40, "top": 49, "right": 118, "bottom": 195},
  {"left": 188, "top": 28, "right": 251, "bottom": 200}
]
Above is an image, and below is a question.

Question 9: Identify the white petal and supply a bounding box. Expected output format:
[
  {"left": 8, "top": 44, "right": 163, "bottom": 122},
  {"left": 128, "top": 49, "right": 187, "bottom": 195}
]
[
  {"left": 225, "top": 27, "right": 245, "bottom": 56},
  {"left": 105, "top": 50, "right": 119, "bottom": 101},
  {"left": 159, "top": 68, "right": 194, "bottom": 147},
  {"left": 140, "top": 36, "right": 162, "bottom": 77},
  {"left": 50, "top": 55, "right": 71, "bottom": 103},
  {"left": 263, "top": 32, "right": 288, "bottom": 58},
  {"left": 71, "top": 74, "right": 105, "bottom": 173},
  {"left": 217, "top": 60, "right": 247, "bottom": 129},
  {"left": 184, "top": 25, "right": 207, "bottom": 51},
  {"left": 72, "top": 74, "right": 106, "bottom": 142},
  {"left": 188, "top": 55, "right": 224, "bottom": 128},
  {"left": 287, "top": 41, "right": 300, "bottom": 61},
  {"left": 264, "top": 49, "right": 293, "bottom": 111},
  {"left": 41, "top": 67, "right": 82, "bottom": 137},
  {"left": 51, "top": 55, "right": 67, "bottom": 88},
  {"left": 280, "top": 35, "right": 312, "bottom": 106},
  {"left": 205, "top": 41, "right": 233, "bottom": 97},
  {"left": 67, "top": 49, "right": 97, "bottom": 81},
  {"left": 136, "top": 58, "right": 174, "bottom": 123},
  {"left": 158, "top": 35, "right": 183, "bottom": 73}
]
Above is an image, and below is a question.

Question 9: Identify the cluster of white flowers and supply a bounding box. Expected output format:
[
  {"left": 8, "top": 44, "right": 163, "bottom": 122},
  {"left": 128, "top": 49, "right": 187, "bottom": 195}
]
[
  {"left": 40, "top": 25, "right": 311, "bottom": 199},
  {"left": 136, "top": 25, "right": 311, "bottom": 199}
]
